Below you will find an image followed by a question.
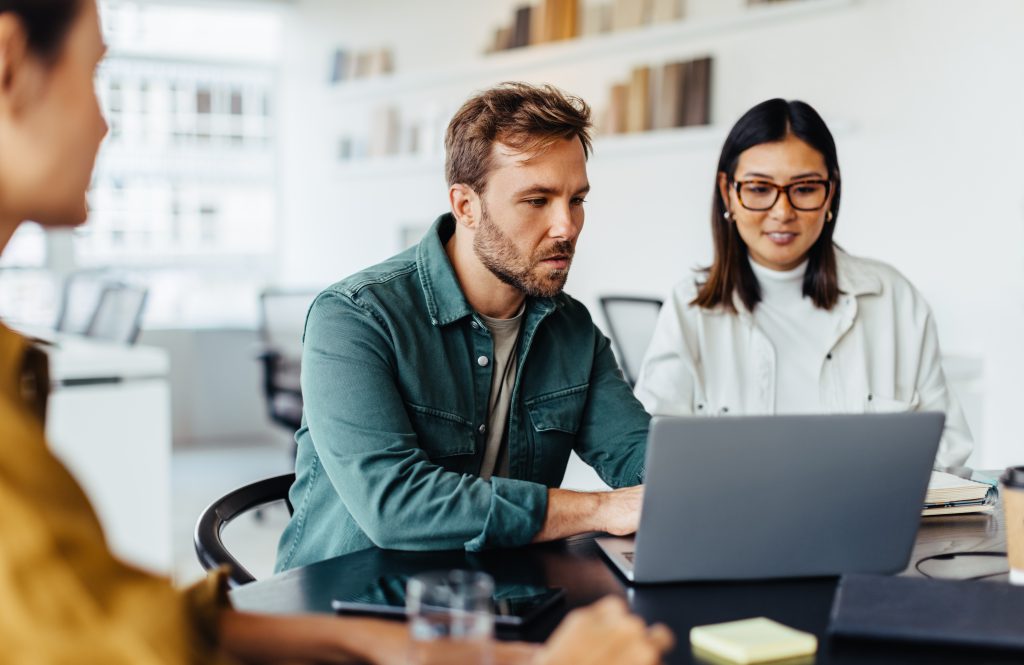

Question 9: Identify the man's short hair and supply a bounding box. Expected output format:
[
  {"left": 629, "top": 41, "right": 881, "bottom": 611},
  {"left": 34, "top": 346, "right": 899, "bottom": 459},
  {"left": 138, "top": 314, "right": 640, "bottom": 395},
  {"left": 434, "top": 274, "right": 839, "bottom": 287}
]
[{"left": 445, "top": 82, "right": 593, "bottom": 194}]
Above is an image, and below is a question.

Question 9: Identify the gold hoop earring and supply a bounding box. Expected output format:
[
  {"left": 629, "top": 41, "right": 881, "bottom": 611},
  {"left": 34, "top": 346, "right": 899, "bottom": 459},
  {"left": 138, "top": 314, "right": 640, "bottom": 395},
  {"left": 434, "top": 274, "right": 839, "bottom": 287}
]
[{"left": 826, "top": 211, "right": 834, "bottom": 222}]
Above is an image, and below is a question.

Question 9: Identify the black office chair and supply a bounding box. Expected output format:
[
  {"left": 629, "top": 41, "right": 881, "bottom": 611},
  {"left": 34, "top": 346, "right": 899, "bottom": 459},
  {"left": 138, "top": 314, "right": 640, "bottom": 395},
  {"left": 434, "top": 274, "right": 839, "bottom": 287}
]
[
  {"left": 598, "top": 296, "right": 664, "bottom": 387},
  {"left": 257, "top": 289, "right": 317, "bottom": 434},
  {"left": 194, "top": 473, "right": 296, "bottom": 588}
]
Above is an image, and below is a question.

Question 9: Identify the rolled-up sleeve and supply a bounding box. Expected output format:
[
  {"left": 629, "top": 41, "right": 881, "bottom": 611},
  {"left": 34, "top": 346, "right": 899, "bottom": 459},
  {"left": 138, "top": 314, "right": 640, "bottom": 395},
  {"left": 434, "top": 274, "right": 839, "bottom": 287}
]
[{"left": 302, "top": 291, "right": 548, "bottom": 551}]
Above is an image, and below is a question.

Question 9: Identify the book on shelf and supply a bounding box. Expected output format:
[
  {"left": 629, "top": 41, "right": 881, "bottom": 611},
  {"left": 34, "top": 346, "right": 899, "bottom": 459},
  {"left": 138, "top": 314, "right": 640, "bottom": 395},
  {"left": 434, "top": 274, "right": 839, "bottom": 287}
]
[
  {"left": 512, "top": 5, "right": 533, "bottom": 49},
  {"left": 626, "top": 65, "right": 652, "bottom": 133},
  {"left": 541, "top": 0, "right": 557, "bottom": 41},
  {"left": 368, "top": 106, "right": 401, "bottom": 158},
  {"left": 530, "top": 1, "right": 548, "bottom": 45},
  {"left": 329, "top": 49, "right": 348, "bottom": 84},
  {"left": 562, "top": 0, "right": 581, "bottom": 40},
  {"left": 337, "top": 136, "right": 353, "bottom": 161},
  {"left": 654, "top": 60, "right": 687, "bottom": 129},
  {"left": 922, "top": 471, "right": 996, "bottom": 516},
  {"left": 494, "top": 25, "right": 514, "bottom": 52},
  {"left": 650, "top": 0, "right": 683, "bottom": 24},
  {"left": 682, "top": 56, "right": 713, "bottom": 126},
  {"left": 364, "top": 48, "right": 393, "bottom": 78},
  {"left": 354, "top": 51, "right": 374, "bottom": 79},
  {"left": 580, "top": 2, "right": 612, "bottom": 36},
  {"left": 329, "top": 47, "right": 392, "bottom": 83},
  {"left": 542, "top": 0, "right": 578, "bottom": 42},
  {"left": 605, "top": 82, "right": 630, "bottom": 134},
  {"left": 611, "top": 0, "right": 647, "bottom": 31}
]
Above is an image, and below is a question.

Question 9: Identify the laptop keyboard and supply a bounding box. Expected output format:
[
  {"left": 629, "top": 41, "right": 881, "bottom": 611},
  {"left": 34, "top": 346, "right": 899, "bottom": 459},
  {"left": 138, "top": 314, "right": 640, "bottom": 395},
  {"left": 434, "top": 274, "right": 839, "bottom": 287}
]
[{"left": 623, "top": 551, "right": 635, "bottom": 563}]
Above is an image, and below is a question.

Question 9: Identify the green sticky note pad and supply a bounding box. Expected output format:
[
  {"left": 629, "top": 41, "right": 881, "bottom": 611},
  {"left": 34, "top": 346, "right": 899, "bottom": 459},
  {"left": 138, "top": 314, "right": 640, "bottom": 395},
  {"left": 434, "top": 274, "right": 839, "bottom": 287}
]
[{"left": 690, "top": 617, "right": 818, "bottom": 665}]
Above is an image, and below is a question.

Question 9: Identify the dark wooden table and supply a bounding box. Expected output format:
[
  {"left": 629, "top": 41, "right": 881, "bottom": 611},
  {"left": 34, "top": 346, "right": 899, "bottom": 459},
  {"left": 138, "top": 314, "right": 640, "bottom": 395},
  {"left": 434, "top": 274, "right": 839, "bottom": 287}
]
[{"left": 232, "top": 487, "right": 1014, "bottom": 664}]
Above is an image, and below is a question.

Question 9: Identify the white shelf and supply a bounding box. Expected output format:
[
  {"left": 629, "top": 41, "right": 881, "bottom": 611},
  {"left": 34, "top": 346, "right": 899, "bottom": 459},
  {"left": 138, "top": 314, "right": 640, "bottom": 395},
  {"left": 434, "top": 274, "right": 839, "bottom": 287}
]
[
  {"left": 331, "top": 119, "right": 857, "bottom": 181},
  {"left": 334, "top": 124, "right": 726, "bottom": 180},
  {"left": 326, "top": 0, "right": 856, "bottom": 104},
  {"left": 593, "top": 125, "right": 726, "bottom": 157}
]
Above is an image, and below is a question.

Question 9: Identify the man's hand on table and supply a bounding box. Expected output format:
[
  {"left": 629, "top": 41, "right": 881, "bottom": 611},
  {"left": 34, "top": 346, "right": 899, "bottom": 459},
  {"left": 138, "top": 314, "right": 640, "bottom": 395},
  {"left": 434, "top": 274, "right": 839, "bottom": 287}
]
[{"left": 533, "top": 485, "right": 645, "bottom": 543}]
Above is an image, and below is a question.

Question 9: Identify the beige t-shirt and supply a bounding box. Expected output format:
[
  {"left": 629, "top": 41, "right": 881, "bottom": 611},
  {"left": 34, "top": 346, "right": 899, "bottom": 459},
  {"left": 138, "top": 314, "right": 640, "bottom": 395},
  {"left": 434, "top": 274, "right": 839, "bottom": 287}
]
[{"left": 477, "top": 308, "right": 524, "bottom": 480}]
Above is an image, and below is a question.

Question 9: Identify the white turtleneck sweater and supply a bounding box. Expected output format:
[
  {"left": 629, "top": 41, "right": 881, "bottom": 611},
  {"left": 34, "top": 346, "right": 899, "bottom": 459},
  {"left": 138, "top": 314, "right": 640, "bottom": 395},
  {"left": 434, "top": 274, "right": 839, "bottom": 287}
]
[{"left": 748, "top": 259, "right": 844, "bottom": 415}]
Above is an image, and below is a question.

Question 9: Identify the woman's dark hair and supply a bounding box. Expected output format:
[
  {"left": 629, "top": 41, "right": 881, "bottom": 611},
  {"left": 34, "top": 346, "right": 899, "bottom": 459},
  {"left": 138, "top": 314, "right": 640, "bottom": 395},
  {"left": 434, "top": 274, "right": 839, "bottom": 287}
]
[
  {"left": 0, "top": 0, "right": 82, "bottom": 60},
  {"left": 693, "top": 98, "right": 842, "bottom": 312}
]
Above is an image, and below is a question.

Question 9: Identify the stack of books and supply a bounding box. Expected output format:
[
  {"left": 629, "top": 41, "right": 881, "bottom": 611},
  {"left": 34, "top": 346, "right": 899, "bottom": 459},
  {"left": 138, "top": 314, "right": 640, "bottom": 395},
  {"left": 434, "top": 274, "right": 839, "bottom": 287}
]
[
  {"left": 489, "top": 0, "right": 579, "bottom": 51},
  {"left": 488, "top": 0, "right": 685, "bottom": 52},
  {"left": 602, "top": 56, "right": 713, "bottom": 135},
  {"left": 329, "top": 47, "right": 394, "bottom": 83},
  {"left": 923, "top": 471, "right": 995, "bottom": 516}
]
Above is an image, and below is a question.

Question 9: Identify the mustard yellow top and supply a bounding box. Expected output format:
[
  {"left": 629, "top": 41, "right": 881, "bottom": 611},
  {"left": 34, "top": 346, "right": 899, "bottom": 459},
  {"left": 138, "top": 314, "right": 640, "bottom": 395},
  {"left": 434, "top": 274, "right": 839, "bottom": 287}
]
[{"left": 0, "top": 323, "right": 234, "bottom": 664}]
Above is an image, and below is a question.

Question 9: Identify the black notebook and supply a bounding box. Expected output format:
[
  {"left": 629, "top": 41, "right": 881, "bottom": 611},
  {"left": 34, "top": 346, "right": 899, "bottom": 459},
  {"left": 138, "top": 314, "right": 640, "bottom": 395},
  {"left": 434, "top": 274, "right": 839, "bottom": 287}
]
[{"left": 829, "top": 574, "right": 1024, "bottom": 651}]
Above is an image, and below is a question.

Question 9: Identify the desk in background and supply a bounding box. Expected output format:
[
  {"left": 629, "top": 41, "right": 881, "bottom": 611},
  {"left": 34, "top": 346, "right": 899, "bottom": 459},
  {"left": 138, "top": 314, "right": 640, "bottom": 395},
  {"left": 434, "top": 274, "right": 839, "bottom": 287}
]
[
  {"left": 40, "top": 333, "right": 172, "bottom": 573},
  {"left": 232, "top": 494, "right": 1013, "bottom": 664}
]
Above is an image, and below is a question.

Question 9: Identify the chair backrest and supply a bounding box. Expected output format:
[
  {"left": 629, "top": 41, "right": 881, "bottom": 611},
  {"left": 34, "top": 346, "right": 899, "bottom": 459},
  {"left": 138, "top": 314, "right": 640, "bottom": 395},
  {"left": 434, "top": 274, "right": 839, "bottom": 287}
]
[
  {"left": 86, "top": 283, "right": 149, "bottom": 345},
  {"left": 599, "top": 296, "right": 664, "bottom": 387},
  {"left": 194, "top": 473, "right": 296, "bottom": 588},
  {"left": 259, "top": 289, "right": 317, "bottom": 358},
  {"left": 55, "top": 270, "right": 111, "bottom": 335},
  {"left": 258, "top": 289, "right": 317, "bottom": 433}
]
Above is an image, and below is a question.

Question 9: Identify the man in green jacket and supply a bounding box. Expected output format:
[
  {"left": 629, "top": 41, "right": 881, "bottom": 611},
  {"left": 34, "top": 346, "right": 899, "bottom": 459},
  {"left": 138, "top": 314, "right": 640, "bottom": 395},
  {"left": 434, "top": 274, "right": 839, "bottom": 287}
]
[{"left": 276, "top": 82, "right": 650, "bottom": 571}]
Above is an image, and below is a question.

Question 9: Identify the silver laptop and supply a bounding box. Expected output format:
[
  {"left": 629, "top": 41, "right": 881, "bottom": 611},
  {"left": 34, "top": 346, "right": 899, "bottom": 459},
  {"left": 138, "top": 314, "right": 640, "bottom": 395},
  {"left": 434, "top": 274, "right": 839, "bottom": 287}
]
[{"left": 597, "top": 413, "right": 944, "bottom": 584}]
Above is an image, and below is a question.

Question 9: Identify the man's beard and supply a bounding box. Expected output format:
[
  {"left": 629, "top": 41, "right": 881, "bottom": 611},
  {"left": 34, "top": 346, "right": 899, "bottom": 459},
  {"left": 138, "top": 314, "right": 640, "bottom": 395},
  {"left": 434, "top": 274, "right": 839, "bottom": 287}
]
[{"left": 473, "top": 204, "right": 574, "bottom": 298}]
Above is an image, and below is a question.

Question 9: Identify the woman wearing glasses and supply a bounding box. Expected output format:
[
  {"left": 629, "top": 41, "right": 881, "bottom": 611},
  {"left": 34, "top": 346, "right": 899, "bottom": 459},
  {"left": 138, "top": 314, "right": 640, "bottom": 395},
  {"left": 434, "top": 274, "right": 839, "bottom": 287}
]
[{"left": 634, "top": 98, "right": 972, "bottom": 470}]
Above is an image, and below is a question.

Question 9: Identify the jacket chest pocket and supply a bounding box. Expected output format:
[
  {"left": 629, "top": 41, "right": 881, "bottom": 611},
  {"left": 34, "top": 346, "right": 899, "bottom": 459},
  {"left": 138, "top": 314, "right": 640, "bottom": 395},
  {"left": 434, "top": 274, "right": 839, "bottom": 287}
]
[
  {"left": 406, "top": 404, "right": 477, "bottom": 468},
  {"left": 524, "top": 384, "right": 588, "bottom": 467},
  {"left": 865, "top": 392, "right": 921, "bottom": 413}
]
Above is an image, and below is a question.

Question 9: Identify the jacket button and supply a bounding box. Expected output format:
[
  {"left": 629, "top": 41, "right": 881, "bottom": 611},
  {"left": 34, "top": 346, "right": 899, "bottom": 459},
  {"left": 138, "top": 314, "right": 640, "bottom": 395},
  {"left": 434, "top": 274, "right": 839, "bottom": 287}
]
[
  {"left": 477, "top": 355, "right": 489, "bottom": 367},
  {"left": 478, "top": 424, "right": 487, "bottom": 435},
  {"left": 471, "top": 321, "right": 480, "bottom": 329},
  {"left": 826, "top": 352, "right": 833, "bottom": 360}
]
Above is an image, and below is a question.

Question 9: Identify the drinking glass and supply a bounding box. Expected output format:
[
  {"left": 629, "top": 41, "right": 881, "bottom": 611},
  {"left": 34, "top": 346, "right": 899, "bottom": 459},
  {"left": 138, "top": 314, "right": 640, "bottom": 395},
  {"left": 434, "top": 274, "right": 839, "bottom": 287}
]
[{"left": 406, "top": 570, "right": 494, "bottom": 665}]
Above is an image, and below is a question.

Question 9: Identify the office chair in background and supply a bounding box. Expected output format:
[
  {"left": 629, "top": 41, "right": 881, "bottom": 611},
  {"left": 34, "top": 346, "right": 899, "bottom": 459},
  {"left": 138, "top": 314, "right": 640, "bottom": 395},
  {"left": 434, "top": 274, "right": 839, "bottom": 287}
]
[
  {"left": 55, "top": 270, "right": 111, "bottom": 335},
  {"left": 194, "top": 473, "right": 295, "bottom": 587},
  {"left": 86, "top": 283, "right": 149, "bottom": 345},
  {"left": 257, "top": 289, "right": 317, "bottom": 435},
  {"left": 598, "top": 296, "right": 663, "bottom": 387},
  {"left": 55, "top": 270, "right": 149, "bottom": 345}
]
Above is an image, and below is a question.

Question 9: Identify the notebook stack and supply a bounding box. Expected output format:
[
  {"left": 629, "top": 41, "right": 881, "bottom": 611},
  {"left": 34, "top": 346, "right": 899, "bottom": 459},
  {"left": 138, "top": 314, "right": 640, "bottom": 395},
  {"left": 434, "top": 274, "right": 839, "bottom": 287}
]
[{"left": 923, "top": 471, "right": 995, "bottom": 516}]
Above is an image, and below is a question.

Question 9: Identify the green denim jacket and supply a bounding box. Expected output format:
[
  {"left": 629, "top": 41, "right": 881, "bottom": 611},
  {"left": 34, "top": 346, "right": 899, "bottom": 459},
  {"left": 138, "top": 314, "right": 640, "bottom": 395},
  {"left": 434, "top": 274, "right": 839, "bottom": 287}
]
[{"left": 275, "top": 214, "right": 649, "bottom": 571}]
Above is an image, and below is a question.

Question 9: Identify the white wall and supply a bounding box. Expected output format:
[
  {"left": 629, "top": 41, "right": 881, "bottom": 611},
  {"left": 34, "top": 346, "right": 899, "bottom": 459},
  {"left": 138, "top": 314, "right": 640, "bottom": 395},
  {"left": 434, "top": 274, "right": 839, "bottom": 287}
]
[{"left": 275, "top": 0, "right": 1024, "bottom": 469}]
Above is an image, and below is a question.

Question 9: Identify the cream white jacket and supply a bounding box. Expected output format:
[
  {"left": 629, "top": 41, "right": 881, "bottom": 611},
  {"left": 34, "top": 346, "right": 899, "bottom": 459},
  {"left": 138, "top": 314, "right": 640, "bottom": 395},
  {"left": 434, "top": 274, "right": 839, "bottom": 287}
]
[{"left": 634, "top": 251, "right": 973, "bottom": 469}]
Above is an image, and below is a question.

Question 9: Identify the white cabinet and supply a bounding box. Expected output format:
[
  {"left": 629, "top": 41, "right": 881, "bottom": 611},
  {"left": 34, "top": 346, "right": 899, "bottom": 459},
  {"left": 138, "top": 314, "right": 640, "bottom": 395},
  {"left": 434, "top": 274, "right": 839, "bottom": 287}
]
[{"left": 43, "top": 335, "right": 172, "bottom": 574}]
